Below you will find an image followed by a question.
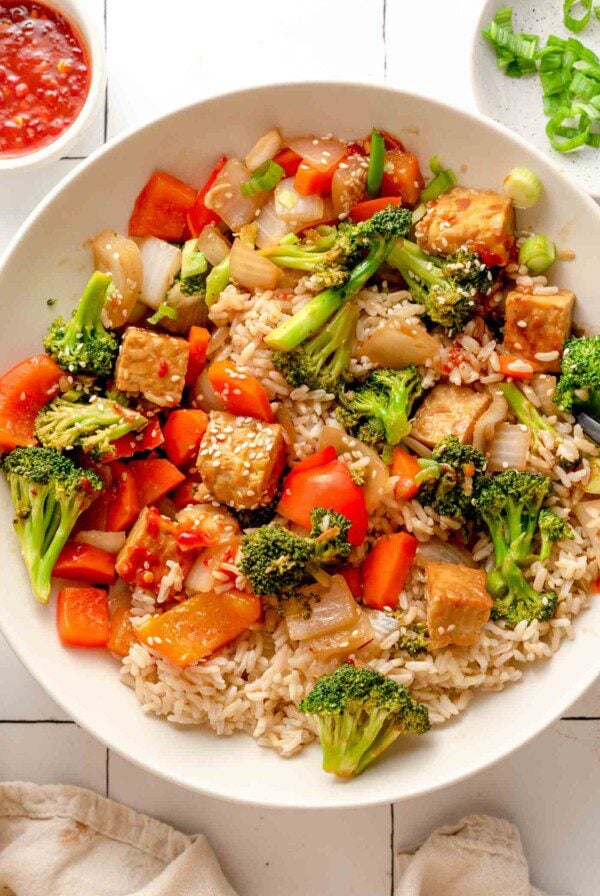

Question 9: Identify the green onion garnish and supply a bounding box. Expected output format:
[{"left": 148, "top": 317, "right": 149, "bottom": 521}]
[
  {"left": 502, "top": 166, "right": 544, "bottom": 208},
  {"left": 181, "top": 239, "right": 208, "bottom": 280},
  {"left": 366, "top": 128, "right": 385, "bottom": 198},
  {"left": 419, "top": 156, "right": 457, "bottom": 204},
  {"left": 148, "top": 303, "right": 178, "bottom": 325},
  {"left": 564, "top": 0, "right": 593, "bottom": 34},
  {"left": 518, "top": 234, "right": 557, "bottom": 274},
  {"left": 482, "top": 7, "right": 600, "bottom": 154},
  {"left": 240, "top": 160, "right": 284, "bottom": 197}
]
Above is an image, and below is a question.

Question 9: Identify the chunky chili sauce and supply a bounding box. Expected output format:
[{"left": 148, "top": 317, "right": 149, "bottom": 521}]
[{"left": 0, "top": 1, "right": 90, "bottom": 157}]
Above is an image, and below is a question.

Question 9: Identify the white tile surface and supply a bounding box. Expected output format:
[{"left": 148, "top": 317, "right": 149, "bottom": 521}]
[
  {"left": 0, "top": 723, "right": 106, "bottom": 791},
  {"left": 393, "top": 720, "right": 600, "bottom": 896},
  {"left": 0, "top": 1, "right": 598, "bottom": 894},
  {"left": 109, "top": 752, "right": 391, "bottom": 896}
]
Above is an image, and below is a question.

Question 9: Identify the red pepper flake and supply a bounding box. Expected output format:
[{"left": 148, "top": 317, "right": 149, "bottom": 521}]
[{"left": 157, "top": 359, "right": 169, "bottom": 378}]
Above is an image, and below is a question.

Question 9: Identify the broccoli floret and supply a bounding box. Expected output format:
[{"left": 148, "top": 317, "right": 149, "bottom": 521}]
[
  {"left": 395, "top": 621, "right": 430, "bottom": 657},
  {"left": 179, "top": 273, "right": 206, "bottom": 296},
  {"left": 239, "top": 507, "right": 352, "bottom": 599},
  {"left": 264, "top": 224, "right": 360, "bottom": 289},
  {"left": 272, "top": 302, "right": 358, "bottom": 392},
  {"left": 417, "top": 436, "right": 487, "bottom": 529},
  {"left": 2, "top": 447, "right": 103, "bottom": 604},
  {"left": 34, "top": 394, "right": 147, "bottom": 460},
  {"left": 309, "top": 507, "right": 351, "bottom": 564},
  {"left": 498, "top": 382, "right": 557, "bottom": 447},
  {"left": 265, "top": 205, "right": 412, "bottom": 353},
  {"left": 299, "top": 663, "right": 430, "bottom": 778},
  {"left": 555, "top": 336, "right": 600, "bottom": 416},
  {"left": 387, "top": 240, "right": 493, "bottom": 333},
  {"left": 538, "top": 509, "right": 574, "bottom": 561},
  {"left": 472, "top": 470, "right": 558, "bottom": 626},
  {"left": 336, "top": 366, "right": 422, "bottom": 451},
  {"left": 43, "top": 272, "right": 118, "bottom": 377}
]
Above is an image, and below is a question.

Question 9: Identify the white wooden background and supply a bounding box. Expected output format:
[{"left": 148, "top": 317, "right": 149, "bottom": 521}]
[{"left": 1, "top": 1, "right": 599, "bottom": 893}]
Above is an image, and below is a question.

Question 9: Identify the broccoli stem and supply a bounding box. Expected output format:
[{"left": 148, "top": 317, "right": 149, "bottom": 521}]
[
  {"left": 73, "top": 271, "right": 112, "bottom": 329},
  {"left": 498, "top": 382, "right": 557, "bottom": 446},
  {"left": 387, "top": 240, "right": 446, "bottom": 292},
  {"left": 205, "top": 255, "right": 230, "bottom": 308},
  {"left": 265, "top": 235, "right": 389, "bottom": 352}
]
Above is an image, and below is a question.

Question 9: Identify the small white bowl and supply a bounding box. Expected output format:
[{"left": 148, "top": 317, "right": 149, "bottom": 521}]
[
  {"left": 0, "top": 0, "right": 105, "bottom": 173},
  {"left": 471, "top": 0, "right": 600, "bottom": 197}
]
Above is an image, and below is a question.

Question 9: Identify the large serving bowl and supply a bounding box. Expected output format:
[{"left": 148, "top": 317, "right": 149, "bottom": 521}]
[{"left": 1, "top": 83, "right": 599, "bottom": 809}]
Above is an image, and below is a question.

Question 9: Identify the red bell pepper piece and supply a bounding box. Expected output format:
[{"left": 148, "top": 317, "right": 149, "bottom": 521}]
[
  {"left": 53, "top": 541, "right": 116, "bottom": 585},
  {"left": 391, "top": 446, "right": 421, "bottom": 501},
  {"left": 57, "top": 587, "right": 109, "bottom": 647},
  {"left": 129, "top": 170, "right": 196, "bottom": 242},
  {"left": 362, "top": 532, "right": 418, "bottom": 610},
  {"left": 338, "top": 565, "right": 363, "bottom": 601},
  {"left": 380, "top": 151, "right": 424, "bottom": 207},
  {"left": 129, "top": 458, "right": 185, "bottom": 507},
  {"left": 273, "top": 147, "right": 303, "bottom": 177},
  {"left": 208, "top": 360, "right": 274, "bottom": 422},
  {"left": 185, "top": 326, "right": 211, "bottom": 387},
  {"left": 106, "top": 461, "right": 140, "bottom": 531},
  {"left": 349, "top": 196, "right": 404, "bottom": 222},
  {"left": 187, "top": 156, "right": 228, "bottom": 237},
  {"left": 107, "top": 607, "right": 136, "bottom": 657},
  {"left": 277, "top": 458, "right": 368, "bottom": 545},
  {"left": 171, "top": 478, "right": 202, "bottom": 510},
  {"left": 101, "top": 418, "right": 164, "bottom": 462},
  {"left": 0, "top": 355, "right": 63, "bottom": 451},
  {"left": 163, "top": 409, "right": 209, "bottom": 467},
  {"left": 291, "top": 446, "right": 337, "bottom": 476}
]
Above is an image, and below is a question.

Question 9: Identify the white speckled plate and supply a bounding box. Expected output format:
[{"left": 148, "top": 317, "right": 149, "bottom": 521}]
[{"left": 472, "top": 0, "right": 600, "bottom": 197}]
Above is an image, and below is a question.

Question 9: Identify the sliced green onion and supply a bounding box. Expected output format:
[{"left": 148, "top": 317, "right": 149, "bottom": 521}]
[
  {"left": 483, "top": 8, "right": 539, "bottom": 79},
  {"left": 502, "top": 166, "right": 543, "bottom": 208},
  {"left": 518, "top": 234, "right": 557, "bottom": 274},
  {"left": 569, "top": 69, "right": 600, "bottom": 99},
  {"left": 148, "top": 303, "right": 178, "bottom": 325},
  {"left": 181, "top": 239, "right": 208, "bottom": 279},
  {"left": 546, "top": 107, "right": 591, "bottom": 151},
  {"left": 240, "top": 160, "right": 284, "bottom": 197},
  {"left": 205, "top": 254, "right": 230, "bottom": 308},
  {"left": 540, "top": 69, "right": 571, "bottom": 96},
  {"left": 279, "top": 232, "right": 299, "bottom": 245},
  {"left": 564, "top": 0, "right": 593, "bottom": 33},
  {"left": 419, "top": 156, "right": 457, "bottom": 204},
  {"left": 366, "top": 127, "right": 385, "bottom": 198}
]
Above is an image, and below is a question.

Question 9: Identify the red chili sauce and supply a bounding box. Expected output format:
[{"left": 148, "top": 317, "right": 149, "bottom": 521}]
[{"left": 0, "top": 1, "right": 90, "bottom": 157}]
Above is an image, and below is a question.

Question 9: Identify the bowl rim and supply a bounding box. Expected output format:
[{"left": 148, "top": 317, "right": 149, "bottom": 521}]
[
  {"left": 468, "top": 0, "right": 600, "bottom": 201},
  {"left": 0, "top": 0, "right": 106, "bottom": 172},
  {"left": 0, "top": 79, "right": 599, "bottom": 808}
]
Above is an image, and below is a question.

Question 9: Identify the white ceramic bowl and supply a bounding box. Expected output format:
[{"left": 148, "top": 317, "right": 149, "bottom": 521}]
[
  {"left": 1, "top": 83, "right": 599, "bottom": 809},
  {"left": 0, "top": 0, "right": 105, "bottom": 172}
]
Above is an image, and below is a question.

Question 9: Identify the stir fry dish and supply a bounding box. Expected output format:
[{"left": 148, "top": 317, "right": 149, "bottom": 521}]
[{"left": 1, "top": 126, "right": 598, "bottom": 778}]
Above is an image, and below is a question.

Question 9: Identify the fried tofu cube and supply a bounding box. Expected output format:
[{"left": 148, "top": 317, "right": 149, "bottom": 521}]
[
  {"left": 503, "top": 289, "right": 575, "bottom": 373},
  {"left": 196, "top": 411, "right": 287, "bottom": 510},
  {"left": 415, "top": 186, "right": 515, "bottom": 264},
  {"left": 115, "top": 506, "right": 188, "bottom": 595},
  {"left": 411, "top": 383, "right": 491, "bottom": 448},
  {"left": 425, "top": 561, "right": 493, "bottom": 650},
  {"left": 115, "top": 326, "right": 189, "bottom": 407}
]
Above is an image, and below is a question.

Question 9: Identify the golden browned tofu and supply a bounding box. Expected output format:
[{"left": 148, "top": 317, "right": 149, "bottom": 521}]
[
  {"left": 503, "top": 289, "right": 574, "bottom": 373},
  {"left": 415, "top": 187, "right": 515, "bottom": 264},
  {"left": 196, "top": 411, "right": 287, "bottom": 510},
  {"left": 115, "top": 327, "right": 189, "bottom": 407},
  {"left": 425, "top": 561, "right": 492, "bottom": 650},
  {"left": 115, "top": 507, "right": 188, "bottom": 595},
  {"left": 411, "top": 384, "right": 492, "bottom": 448}
]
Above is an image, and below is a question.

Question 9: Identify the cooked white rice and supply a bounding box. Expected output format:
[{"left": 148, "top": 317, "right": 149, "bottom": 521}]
[{"left": 121, "top": 275, "right": 598, "bottom": 756}]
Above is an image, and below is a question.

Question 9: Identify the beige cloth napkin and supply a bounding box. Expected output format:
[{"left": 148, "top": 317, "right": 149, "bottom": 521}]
[
  {"left": 396, "top": 813, "right": 568, "bottom": 896},
  {"left": 0, "top": 782, "right": 238, "bottom": 895}
]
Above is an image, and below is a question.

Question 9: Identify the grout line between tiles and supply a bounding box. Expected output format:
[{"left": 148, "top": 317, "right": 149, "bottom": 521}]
[
  {"left": 0, "top": 719, "right": 75, "bottom": 724},
  {"left": 103, "top": 0, "right": 108, "bottom": 142},
  {"left": 389, "top": 803, "right": 395, "bottom": 894},
  {"left": 105, "top": 748, "right": 110, "bottom": 797},
  {"left": 382, "top": 0, "right": 388, "bottom": 79},
  {"left": 560, "top": 715, "right": 600, "bottom": 721}
]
